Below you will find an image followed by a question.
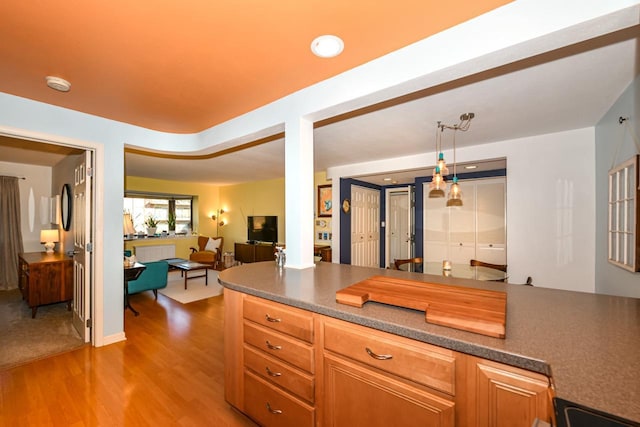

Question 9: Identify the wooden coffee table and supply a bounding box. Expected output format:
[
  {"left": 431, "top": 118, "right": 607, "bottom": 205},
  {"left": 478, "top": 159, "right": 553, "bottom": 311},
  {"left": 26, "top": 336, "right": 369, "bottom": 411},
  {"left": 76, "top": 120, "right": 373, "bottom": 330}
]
[{"left": 168, "top": 260, "right": 210, "bottom": 289}]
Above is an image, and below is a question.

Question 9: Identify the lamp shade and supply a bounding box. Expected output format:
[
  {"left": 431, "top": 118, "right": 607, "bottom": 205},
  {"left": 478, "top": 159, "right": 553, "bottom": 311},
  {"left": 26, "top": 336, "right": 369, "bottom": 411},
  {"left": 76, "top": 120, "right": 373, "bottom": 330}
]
[
  {"left": 123, "top": 213, "right": 135, "bottom": 236},
  {"left": 40, "top": 229, "right": 59, "bottom": 253},
  {"left": 40, "top": 229, "right": 59, "bottom": 243}
]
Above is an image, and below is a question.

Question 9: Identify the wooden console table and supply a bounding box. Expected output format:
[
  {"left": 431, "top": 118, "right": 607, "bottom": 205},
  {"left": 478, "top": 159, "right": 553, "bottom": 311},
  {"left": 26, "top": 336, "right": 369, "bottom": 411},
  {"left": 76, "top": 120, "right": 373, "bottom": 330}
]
[
  {"left": 314, "top": 244, "right": 332, "bottom": 262},
  {"left": 18, "top": 252, "right": 73, "bottom": 318},
  {"left": 234, "top": 242, "right": 276, "bottom": 263}
]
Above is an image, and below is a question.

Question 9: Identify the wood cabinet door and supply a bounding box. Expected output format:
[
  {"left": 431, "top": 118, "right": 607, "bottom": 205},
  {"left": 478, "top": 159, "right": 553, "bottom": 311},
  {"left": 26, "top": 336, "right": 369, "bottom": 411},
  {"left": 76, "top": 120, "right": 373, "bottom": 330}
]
[
  {"left": 234, "top": 243, "right": 255, "bottom": 263},
  {"left": 323, "top": 353, "right": 455, "bottom": 427},
  {"left": 469, "top": 357, "right": 552, "bottom": 427},
  {"left": 255, "top": 244, "right": 276, "bottom": 262},
  {"left": 30, "top": 263, "right": 65, "bottom": 306}
]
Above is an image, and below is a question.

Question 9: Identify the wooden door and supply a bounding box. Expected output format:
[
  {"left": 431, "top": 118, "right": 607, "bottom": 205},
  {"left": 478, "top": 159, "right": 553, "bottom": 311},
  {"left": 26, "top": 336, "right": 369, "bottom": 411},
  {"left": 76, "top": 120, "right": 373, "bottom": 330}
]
[
  {"left": 351, "top": 185, "right": 380, "bottom": 267},
  {"left": 467, "top": 356, "right": 552, "bottom": 427},
  {"left": 72, "top": 151, "right": 92, "bottom": 342}
]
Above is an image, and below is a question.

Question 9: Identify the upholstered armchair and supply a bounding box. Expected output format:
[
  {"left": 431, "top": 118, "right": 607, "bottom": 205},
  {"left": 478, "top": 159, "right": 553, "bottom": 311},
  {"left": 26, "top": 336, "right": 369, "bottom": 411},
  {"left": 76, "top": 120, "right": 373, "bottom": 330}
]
[
  {"left": 190, "top": 236, "right": 223, "bottom": 268},
  {"left": 127, "top": 260, "right": 169, "bottom": 299}
]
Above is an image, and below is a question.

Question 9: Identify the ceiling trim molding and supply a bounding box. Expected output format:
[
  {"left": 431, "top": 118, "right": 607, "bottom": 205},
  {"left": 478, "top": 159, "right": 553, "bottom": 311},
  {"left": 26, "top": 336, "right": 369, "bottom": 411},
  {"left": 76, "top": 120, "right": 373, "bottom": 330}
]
[{"left": 125, "top": 132, "right": 285, "bottom": 160}]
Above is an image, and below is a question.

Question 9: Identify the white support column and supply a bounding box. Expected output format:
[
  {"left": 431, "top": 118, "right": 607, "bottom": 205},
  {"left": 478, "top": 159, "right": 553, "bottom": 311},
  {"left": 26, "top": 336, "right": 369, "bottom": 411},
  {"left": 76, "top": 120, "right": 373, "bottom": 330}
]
[{"left": 284, "top": 116, "right": 315, "bottom": 269}]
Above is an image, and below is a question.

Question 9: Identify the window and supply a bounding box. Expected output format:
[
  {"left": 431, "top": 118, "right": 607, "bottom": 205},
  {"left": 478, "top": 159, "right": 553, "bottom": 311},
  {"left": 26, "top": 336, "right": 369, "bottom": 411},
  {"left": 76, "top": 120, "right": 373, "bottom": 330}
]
[
  {"left": 124, "top": 193, "right": 193, "bottom": 234},
  {"left": 608, "top": 155, "right": 640, "bottom": 272}
]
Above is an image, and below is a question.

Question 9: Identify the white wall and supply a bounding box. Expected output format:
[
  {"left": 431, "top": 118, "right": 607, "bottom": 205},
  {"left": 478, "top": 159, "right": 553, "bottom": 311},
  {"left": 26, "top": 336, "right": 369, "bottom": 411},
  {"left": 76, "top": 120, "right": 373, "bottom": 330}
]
[
  {"left": 329, "top": 128, "right": 597, "bottom": 293},
  {"left": 0, "top": 161, "right": 54, "bottom": 253},
  {"left": 500, "top": 129, "right": 596, "bottom": 293},
  {"left": 595, "top": 76, "right": 640, "bottom": 298}
]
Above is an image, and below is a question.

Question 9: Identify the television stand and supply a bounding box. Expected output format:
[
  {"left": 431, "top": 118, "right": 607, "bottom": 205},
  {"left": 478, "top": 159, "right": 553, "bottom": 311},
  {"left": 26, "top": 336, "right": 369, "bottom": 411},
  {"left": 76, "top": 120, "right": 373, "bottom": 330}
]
[{"left": 235, "top": 242, "right": 276, "bottom": 263}]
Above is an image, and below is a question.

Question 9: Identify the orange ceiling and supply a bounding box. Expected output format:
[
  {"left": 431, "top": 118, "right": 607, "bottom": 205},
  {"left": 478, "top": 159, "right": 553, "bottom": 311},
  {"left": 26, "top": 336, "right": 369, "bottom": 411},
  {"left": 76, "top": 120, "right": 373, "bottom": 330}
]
[{"left": 0, "top": 0, "right": 511, "bottom": 133}]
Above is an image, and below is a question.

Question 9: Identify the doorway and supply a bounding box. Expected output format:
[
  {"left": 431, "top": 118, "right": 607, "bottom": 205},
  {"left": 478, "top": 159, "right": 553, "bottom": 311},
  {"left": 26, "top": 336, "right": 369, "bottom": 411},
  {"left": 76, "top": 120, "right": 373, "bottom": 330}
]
[
  {"left": 385, "top": 186, "right": 414, "bottom": 269},
  {"left": 0, "top": 131, "right": 97, "bottom": 352}
]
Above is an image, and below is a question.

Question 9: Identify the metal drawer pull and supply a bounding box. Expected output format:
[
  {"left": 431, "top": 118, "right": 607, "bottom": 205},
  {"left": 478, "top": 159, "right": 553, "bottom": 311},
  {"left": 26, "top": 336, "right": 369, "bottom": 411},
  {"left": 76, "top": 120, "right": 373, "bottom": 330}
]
[
  {"left": 266, "top": 403, "right": 283, "bottom": 414},
  {"left": 266, "top": 340, "right": 282, "bottom": 350},
  {"left": 366, "top": 347, "right": 393, "bottom": 360},
  {"left": 265, "top": 313, "right": 281, "bottom": 322},
  {"left": 266, "top": 366, "right": 282, "bottom": 377}
]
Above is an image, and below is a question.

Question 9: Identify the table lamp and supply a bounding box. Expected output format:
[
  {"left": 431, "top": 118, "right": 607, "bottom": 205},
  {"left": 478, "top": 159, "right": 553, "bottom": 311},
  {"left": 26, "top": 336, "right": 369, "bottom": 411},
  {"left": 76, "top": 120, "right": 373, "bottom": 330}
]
[
  {"left": 123, "top": 212, "right": 135, "bottom": 238},
  {"left": 40, "top": 229, "right": 59, "bottom": 253}
]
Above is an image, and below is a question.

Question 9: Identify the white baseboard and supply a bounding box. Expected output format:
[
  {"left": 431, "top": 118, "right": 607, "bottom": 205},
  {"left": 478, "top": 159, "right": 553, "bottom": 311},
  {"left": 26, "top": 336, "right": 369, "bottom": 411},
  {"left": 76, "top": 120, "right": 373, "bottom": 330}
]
[{"left": 100, "top": 331, "right": 127, "bottom": 347}]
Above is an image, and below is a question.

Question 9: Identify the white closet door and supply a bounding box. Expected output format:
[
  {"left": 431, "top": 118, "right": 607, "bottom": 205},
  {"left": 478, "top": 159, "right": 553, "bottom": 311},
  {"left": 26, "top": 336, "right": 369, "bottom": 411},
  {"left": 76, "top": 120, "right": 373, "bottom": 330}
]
[
  {"left": 448, "top": 183, "right": 476, "bottom": 263},
  {"left": 365, "top": 188, "right": 380, "bottom": 267},
  {"left": 476, "top": 178, "right": 506, "bottom": 264},
  {"left": 387, "top": 187, "right": 412, "bottom": 267},
  {"left": 351, "top": 185, "right": 380, "bottom": 267},
  {"left": 423, "top": 176, "right": 506, "bottom": 266},
  {"left": 424, "top": 186, "right": 449, "bottom": 262}
]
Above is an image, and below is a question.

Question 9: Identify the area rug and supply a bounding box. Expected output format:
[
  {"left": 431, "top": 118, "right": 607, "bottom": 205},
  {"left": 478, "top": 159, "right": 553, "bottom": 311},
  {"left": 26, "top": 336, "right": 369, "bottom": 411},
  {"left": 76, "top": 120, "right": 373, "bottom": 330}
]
[
  {"left": 158, "top": 270, "right": 223, "bottom": 304},
  {"left": 0, "top": 289, "right": 84, "bottom": 370}
]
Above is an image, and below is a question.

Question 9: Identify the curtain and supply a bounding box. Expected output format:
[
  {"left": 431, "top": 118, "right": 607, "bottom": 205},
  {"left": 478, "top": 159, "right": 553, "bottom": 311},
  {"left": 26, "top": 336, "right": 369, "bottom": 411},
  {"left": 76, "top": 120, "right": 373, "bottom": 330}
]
[{"left": 0, "top": 176, "right": 24, "bottom": 290}]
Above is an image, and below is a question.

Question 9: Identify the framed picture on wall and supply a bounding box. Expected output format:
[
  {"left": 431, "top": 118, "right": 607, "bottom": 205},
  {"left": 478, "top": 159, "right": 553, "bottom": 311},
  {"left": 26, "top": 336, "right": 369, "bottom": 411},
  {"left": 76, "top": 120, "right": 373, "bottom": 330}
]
[{"left": 318, "top": 185, "right": 332, "bottom": 217}]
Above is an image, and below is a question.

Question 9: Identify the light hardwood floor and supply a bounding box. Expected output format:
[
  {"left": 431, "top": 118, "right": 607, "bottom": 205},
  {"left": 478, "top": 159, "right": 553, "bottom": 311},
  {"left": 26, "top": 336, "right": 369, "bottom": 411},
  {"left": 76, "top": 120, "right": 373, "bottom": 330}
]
[{"left": 0, "top": 289, "right": 258, "bottom": 426}]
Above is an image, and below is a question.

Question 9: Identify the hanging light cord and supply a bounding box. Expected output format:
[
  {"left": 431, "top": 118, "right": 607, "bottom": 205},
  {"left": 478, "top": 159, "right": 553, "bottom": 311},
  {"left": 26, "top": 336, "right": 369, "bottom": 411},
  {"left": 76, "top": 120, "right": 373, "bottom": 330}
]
[{"left": 452, "top": 129, "right": 457, "bottom": 178}]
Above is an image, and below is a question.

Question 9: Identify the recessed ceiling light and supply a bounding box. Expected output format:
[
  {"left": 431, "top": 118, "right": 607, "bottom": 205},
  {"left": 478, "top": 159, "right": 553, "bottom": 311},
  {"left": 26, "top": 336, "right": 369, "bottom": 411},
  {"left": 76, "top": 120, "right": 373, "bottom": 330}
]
[
  {"left": 464, "top": 165, "right": 478, "bottom": 170},
  {"left": 45, "top": 76, "right": 71, "bottom": 92},
  {"left": 311, "top": 35, "right": 344, "bottom": 58},
  {"left": 383, "top": 178, "right": 392, "bottom": 182}
]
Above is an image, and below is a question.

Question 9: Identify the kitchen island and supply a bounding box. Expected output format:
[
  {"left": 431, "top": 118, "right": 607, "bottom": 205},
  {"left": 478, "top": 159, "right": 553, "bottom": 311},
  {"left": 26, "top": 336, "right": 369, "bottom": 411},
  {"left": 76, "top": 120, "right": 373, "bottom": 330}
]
[{"left": 219, "top": 261, "right": 640, "bottom": 425}]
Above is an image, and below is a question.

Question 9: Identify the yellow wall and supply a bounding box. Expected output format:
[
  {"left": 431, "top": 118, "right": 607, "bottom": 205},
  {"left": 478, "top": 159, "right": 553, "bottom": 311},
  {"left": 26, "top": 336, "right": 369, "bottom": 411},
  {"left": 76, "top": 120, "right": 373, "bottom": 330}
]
[
  {"left": 219, "top": 177, "right": 285, "bottom": 248},
  {"left": 126, "top": 172, "right": 333, "bottom": 256},
  {"left": 314, "top": 172, "right": 332, "bottom": 246}
]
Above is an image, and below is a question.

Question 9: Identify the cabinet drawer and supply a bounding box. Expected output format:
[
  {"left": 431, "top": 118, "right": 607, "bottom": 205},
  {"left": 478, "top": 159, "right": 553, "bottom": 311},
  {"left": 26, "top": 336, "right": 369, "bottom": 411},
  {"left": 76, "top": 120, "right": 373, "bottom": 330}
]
[
  {"left": 244, "top": 345, "right": 315, "bottom": 403},
  {"left": 244, "top": 321, "right": 314, "bottom": 373},
  {"left": 244, "top": 370, "right": 315, "bottom": 427},
  {"left": 244, "top": 296, "right": 314, "bottom": 343},
  {"left": 323, "top": 320, "right": 456, "bottom": 395}
]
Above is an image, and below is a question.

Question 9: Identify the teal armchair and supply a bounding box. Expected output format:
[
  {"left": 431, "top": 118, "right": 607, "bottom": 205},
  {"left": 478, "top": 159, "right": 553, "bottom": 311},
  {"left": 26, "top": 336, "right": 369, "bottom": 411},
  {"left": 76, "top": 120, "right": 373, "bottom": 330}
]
[{"left": 127, "top": 260, "right": 169, "bottom": 300}]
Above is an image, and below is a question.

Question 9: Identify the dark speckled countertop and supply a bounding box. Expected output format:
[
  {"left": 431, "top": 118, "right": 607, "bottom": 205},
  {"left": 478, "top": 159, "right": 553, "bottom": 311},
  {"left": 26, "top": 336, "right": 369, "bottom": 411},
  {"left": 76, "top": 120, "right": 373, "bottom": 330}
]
[{"left": 219, "top": 261, "right": 640, "bottom": 422}]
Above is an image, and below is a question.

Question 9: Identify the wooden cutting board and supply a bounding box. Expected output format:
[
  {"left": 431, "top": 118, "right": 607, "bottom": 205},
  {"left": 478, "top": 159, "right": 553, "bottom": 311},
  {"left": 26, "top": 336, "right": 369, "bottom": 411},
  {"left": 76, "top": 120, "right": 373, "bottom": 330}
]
[{"left": 336, "top": 275, "right": 507, "bottom": 338}]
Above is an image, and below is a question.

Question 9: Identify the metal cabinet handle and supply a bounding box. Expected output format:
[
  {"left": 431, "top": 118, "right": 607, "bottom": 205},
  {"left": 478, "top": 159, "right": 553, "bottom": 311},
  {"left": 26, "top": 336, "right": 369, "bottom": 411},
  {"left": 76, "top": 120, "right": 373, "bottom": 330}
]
[
  {"left": 266, "top": 340, "right": 282, "bottom": 350},
  {"left": 266, "top": 403, "right": 282, "bottom": 414},
  {"left": 365, "top": 347, "right": 393, "bottom": 360},
  {"left": 265, "top": 313, "right": 281, "bottom": 322},
  {"left": 266, "top": 366, "right": 282, "bottom": 377}
]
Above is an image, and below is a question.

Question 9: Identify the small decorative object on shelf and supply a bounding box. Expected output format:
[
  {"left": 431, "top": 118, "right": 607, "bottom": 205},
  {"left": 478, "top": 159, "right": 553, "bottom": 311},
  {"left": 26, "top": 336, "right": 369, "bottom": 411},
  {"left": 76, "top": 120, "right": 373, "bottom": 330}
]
[
  {"left": 144, "top": 216, "right": 158, "bottom": 236},
  {"left": 442, "top": 260, "right": 452, "bottom": 271},
  {"left": 167, "top": 212, "right": 176, "bottom": 235}
]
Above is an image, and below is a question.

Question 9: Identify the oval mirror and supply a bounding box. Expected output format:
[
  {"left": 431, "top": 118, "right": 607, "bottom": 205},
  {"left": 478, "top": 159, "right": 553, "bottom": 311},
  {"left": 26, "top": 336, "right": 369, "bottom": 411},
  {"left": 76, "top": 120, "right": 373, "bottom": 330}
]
[{"left": 61, "top": 183, "right": 72, "bottom": 231}]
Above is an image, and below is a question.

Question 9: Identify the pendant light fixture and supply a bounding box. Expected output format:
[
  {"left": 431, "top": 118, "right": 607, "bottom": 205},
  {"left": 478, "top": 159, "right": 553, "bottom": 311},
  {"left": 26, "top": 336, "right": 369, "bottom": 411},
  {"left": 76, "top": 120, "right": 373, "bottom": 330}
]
[
  {"left": 446, "top": 128, "right": 463, "bottom": 207},
  {"left": 429, "top": 123, "right": 448, "bottom": 198},
  {"left": 435, "top": 122, "right": 449, "bottom": 176},
  {"left": 427, "top": 113, "right": 474, "bottom": 207}
]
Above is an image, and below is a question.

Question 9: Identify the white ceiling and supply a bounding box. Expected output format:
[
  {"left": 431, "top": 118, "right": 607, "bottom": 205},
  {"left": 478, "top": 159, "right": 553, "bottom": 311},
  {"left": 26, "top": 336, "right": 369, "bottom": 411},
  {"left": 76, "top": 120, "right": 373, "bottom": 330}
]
[{"left": 2, "top": 25, "right": 638, "bottom": 186}]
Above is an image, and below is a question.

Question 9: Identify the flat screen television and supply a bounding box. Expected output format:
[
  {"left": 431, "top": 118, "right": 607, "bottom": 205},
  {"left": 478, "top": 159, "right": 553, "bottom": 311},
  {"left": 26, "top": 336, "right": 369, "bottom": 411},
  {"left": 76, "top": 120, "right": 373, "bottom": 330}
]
[{"left": 247, "top": 215, "right": 278, "bottom": 244}]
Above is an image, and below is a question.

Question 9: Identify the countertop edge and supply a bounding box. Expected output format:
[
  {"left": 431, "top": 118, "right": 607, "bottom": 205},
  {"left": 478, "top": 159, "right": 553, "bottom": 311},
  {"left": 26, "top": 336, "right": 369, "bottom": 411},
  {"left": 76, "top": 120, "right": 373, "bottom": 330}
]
[{"left": 220, "top": 279, "right": 552, "bottom": 376}]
